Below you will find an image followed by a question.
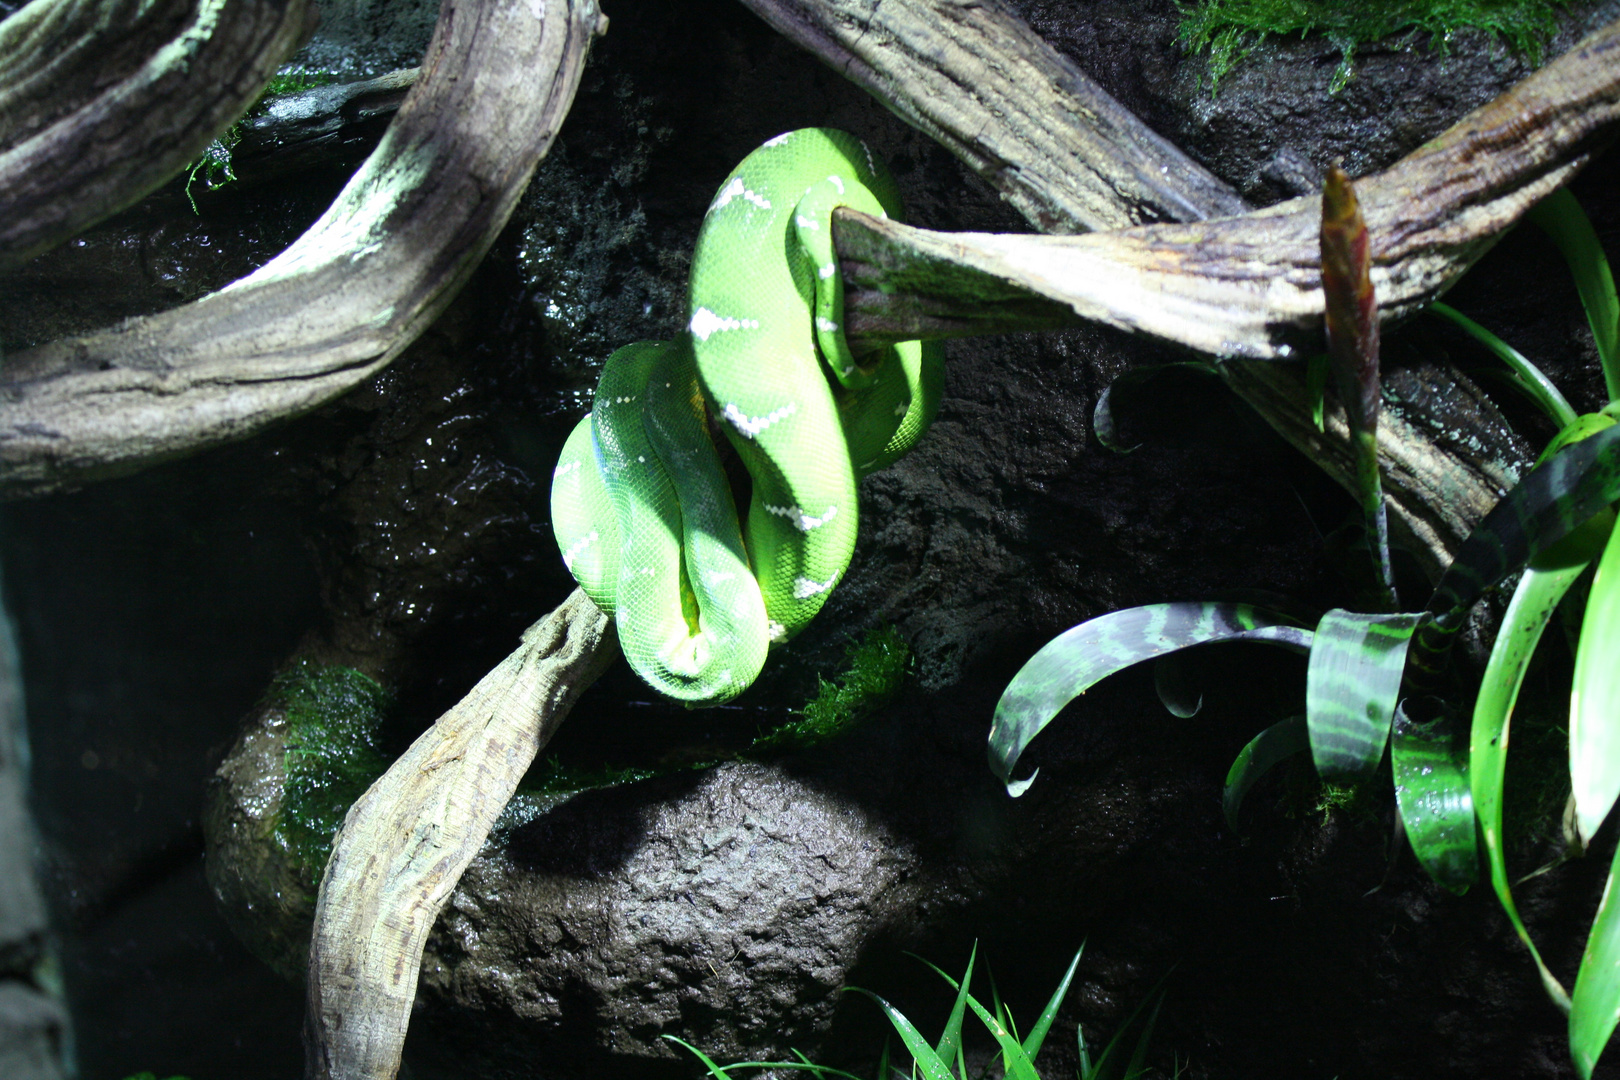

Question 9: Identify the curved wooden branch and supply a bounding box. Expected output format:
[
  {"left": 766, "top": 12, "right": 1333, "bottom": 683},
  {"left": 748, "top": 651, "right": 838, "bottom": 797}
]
[
  {"left": 0, "top": 0, "right": 317, "bottom": 270},
  {"left": 737, "top": 0, "right": 1248, "bottom": 232},
  {"left": 0, "top": 0, "right": 606, "bottom": 500},
  {"left": 303, "top": 590, "right": 617, "bottom": 1080}
]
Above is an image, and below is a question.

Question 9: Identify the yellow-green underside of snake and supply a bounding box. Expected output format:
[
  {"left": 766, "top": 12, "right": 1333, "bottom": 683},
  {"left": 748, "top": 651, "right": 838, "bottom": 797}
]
[{"left": 550, "top": 128, "right": 944, "bottom": 705}]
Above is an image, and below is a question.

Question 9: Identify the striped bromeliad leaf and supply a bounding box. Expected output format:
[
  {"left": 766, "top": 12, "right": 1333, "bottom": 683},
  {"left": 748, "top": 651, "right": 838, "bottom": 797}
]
[
  {"left": 1305, "top": 609, "right": 1422, "bottom": 780},
  {"left": 988, "top": 603, "right": 1313, "bottom": 795},
  {"left": 1572, "top": 517, "right": 1620, "bottom": 844},
  {"left": 1472, "top": 562, "right": 1583, "bottom": 1011},
  {"left": 1410, "top": 422, "right": 1620, "bottom": 682},
  {"left": 1223, "top": 715, "right": 1308, "bottom": 831},
  {"left": 1390, "top": 698, "right": 1477, "bottom": 894}
]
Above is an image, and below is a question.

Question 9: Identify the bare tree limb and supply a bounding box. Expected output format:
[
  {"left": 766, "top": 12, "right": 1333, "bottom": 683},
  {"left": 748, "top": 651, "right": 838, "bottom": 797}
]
[
  {"left": 0, "top": 0, "right": 318, "bottom": 270},
  {"left": 0, "top": 0, "right": 606, "bottom": 500},
  {"left": 303, "top": 589, "right": 617, "bottom": 1080},
  {"left": 737, "top": 0, "right": 1249, "bottom": 232}
]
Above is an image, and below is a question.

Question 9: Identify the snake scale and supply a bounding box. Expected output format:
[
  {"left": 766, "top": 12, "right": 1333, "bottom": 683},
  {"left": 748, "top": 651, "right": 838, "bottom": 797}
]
[{"left": 550, "top": 128, "right": 943, "bottom": 703}]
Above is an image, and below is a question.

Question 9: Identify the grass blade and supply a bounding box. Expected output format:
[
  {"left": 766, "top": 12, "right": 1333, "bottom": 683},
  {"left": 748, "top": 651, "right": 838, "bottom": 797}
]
[
  {"left": 1572, "top": 840, "right": 1620, "bottom": 1078},
  {"left": 1572, "top": 520, "right": 1620, "bottom": 842},
  {"left": 959, "top": 990, "right": 1041, "bottom": 1080},
  {"left": 923, "top": 943, "right": 975, "bottom": 1066},
  {"left": 1122, "top": 994, "right": 1165, "bottom": 1079},
  {"left": 1429, "top": 302, "right": 1578, "bottom": 430},
  {"left": 1472, "top": 563, "right": 1582, "bottom": 1010},
  {"left": 1527, "top": 187, "right": 1619, "bottom": 399},
  {"left": 990, "top": 603, "right": 1313, "bottom": 794},
  {"left": 1223, "top": 715, "right": 1309, "bottom": 831},
  {"left": 1413, "top": 424, "right": 1620, "bottom": 679},
  {"left": 845, "top": 989, "right": 957, "bottom": 1080},
  {"left": 1390, "top": 698, "right": 1478, "bottom": 893},
  {"left": 1306, "top": 609, "right": 1421, "bottom": 779},
  {"left": 1022, "top": 946, "right": 1083, "bottom": 1060}
]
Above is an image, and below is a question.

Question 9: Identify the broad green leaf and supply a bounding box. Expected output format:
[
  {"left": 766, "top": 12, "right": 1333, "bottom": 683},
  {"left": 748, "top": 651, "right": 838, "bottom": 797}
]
[
  {"left": 1390, "top": 699, "right": 1478, "bottom": 893},
  {"left": 1472, "top": 563, "right": 1582, "bottom": 1011},
  {"left": 1528, "top": 187, "right": 1619, "bottom": 399},
  {"left": 845, "top": 989, "right": 956, "bottom": 1080},
  {"left": 990, "top": 604, "right": 1313, "bottom": 794},
  {"left": 1306, "top": 609, "right": 1422, "bottom": 779},
  {"left": 1429, "top": 302, "right": 1578, "bottom": 430},
  {"left": 1573, "top": 521, "right": 1620, "bottom": 842},
  {"left": 1413, "top": 424, "right": 1620, "bottom": 678},
  {"left": 1223, "top": 715, "right": 1309, "bottom": 831},
  {"left": 1572, "top": 839, "right": 1620, "bottom": 1079},
  {"left": 1022, "top": 947, "right": 1082, "bottom": 1061},
  {"left": 1153, "top": 652, "right": 1203, "bottom": 718}
]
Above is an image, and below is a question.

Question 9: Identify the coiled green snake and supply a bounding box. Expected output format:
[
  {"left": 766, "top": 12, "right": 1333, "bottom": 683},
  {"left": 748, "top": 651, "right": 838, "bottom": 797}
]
[{"left": 550, "top": 129, "right": 943, "bottom": 704}]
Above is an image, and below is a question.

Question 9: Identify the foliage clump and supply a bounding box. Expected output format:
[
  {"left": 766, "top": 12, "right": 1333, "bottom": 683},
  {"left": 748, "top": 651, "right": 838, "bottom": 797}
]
[
  {"left": 1177, "top": 0, "right": 1578, "bottom": 92},
  {"left": 186, "top": 66, "right": 339, "bottom": 209},
  {"left": 268, "top": 659, "right": 392, "bottom": 881},
  {"left": 752, "top": 624, "right": 911, "bottom": 754}
]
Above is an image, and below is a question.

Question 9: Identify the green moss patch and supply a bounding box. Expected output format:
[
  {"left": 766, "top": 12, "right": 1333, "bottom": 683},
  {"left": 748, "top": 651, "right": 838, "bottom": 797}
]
[
  {"left": 268, "top": 660, "right": 392, "bottom": 882},
  {"left": 752, "top": 625, "right": 911, "bottom": 754},
  {"left": 1178, "top": 0, "right": 1580, "bottom": 92}
]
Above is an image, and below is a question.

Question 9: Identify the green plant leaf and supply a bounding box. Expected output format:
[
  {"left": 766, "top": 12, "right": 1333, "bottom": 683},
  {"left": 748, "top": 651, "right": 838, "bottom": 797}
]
[
  {"left": 1390, "top": 698, "right": 1478, "bottom": 893},
  {"left": 1572, "top": 520, "right": 1620, "bottom": 842},
  {"left": 1022, "top": 946, "right": 1082, "bottom": 1061},
  {"left": 663, "top": 1035, "right": 736, "bottom": 1078},
  {"left": 989, "top": 604, "right": 1312, "bottom": 794},
  {"left": 1413, "top": 424, "right": 1620, "bottom": 679},
  {"left": 1306, "top": 609, "right": 1421, "bottom": 779},
  {"left": 1091, "top": 362, "right": 1217, "bottom": 454},
  {"left": 1307, "top": 351, "right": 1330, "bottom": 432},
  {"left": 1472, "top": 563, "right": 1582, "bottom": 1011},
  {"left": 1154, "top": 652, "right": 1203, "bottom": 718},
  {"left": 1527, "top": 187, "right": 1619, "bottom": 400},
  {"left": 845, "top": 990, "right": 956, "bottom": 1080},
  {"left": 1572, "top": 839, "right": 1620, "bottom": 1079},
  {"left": 1429, "top": 302, "right": 1579, "bottom": 430},
  {"left": 922, "top": 942, "right": 976, "bottom": 1066},
  {"left": 959, "top": 989, "right": 1042, "bottom": 1080},
  {"left": 1223, "top": 715, "right": 1309, "bottom": 831}
]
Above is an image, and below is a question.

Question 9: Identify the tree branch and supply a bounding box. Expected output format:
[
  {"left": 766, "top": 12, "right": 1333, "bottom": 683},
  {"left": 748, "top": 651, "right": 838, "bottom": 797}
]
[
  {"left": 0, "top": 0, "right": 318, "bottom": 270},
  {"left": 0, "top": 0, "right": 606, "bottom": 500}
]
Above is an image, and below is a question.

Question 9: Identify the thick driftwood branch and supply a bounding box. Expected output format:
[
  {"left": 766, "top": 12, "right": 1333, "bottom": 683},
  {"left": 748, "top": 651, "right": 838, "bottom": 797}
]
[
  {"left": 0, "top": 0, "right": 317, "bottom": 270},
  {"left": 0, "top": 0, "right": 605, "bottom": 499},
  {"left": 737, "top": 0, "right": 1248, "bottom": 232},
  {"left": 824, "top": 12, "right": 1620, "bottom": 573},
  {"left": 304, "top": 590, "right": 618, "bottom": 1080}
]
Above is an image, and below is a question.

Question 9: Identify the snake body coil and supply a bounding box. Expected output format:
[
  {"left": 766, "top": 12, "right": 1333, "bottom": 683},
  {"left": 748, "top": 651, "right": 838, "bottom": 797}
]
[{"left": 551, "top": 129, "right": 943, "bottom": 703}]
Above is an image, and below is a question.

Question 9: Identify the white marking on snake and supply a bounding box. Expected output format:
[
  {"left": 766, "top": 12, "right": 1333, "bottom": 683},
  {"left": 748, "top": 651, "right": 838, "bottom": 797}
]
[
  {"left": 702, "top": 569, "right": 736, "bottom": 586},
  {"left": 561, "top": 529, "right": 597, "bottom": 571},
  {"left": 861, "top": 140, "right": 876, "bottom": 176},
  {"left": 710, "top": 176, "right": 772, "bottom": 213},
  {"left": 795, "top": 215, "right": 819, "bottom": 231},
  {"left": 767, "top": 620, "right": 788, "bottom": 642},
  {"left": 690, "top": 308, "right": 761, "bottom": 341},
  {"left": 553, "top": 460, "right": 580, "bottom": 480},
  {"left": 819, "top": 264, "right": 836, "bottom": 279},
  {"left": 637, "top": 455, "right": 646, "bottom": 463},
  {"left": 722, "top": 401, "right": 797, "bottom": 438},
  {"left": 764, "top": 503, "right": 838, "bottom": 532},
  {"left": 793, "top": 573, "right": 839, "bottom": 600},
  {"left": 827, "top": 175, "right": 845, "bottom": 194},
  {"left": 894, "top": 400, "right": 909, "bottom": 416},
  {"left": 816, "top": 316, "right": 838, "bottom": 333},
  {"left": 764, "top": 132, "right": 792, "bottom": 147}
]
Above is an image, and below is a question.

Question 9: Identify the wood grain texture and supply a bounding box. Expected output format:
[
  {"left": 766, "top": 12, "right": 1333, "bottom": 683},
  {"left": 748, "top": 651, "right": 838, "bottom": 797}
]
[
  {"left": 738, "top": 0, "right": 1249, "bottom": 233},
  {"left": 0, "top": 0, "right": 318, "bottom": 270},
  {"left": 303, "top": 590, "right": 617, "bottom": 1080},
  {"left": 0, "top": 0, "right": 605, "bottom": 499}
]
